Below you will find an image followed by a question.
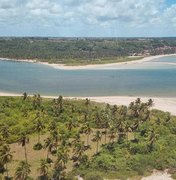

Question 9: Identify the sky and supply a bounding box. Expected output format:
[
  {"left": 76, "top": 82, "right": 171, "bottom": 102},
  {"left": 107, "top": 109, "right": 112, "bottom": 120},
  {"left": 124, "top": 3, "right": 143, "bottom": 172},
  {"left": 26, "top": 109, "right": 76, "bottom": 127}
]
[{"left": 0, "top": 0, "right": 176, "bottom": 37}]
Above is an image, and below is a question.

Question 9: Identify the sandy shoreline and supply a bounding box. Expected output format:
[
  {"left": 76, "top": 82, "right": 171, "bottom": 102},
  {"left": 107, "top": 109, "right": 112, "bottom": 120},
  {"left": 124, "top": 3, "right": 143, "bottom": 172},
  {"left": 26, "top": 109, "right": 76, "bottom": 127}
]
[
  {"left": 1, "top": 54, "right": 176, "bottom": 70},
  {"left": 37, "top": 54, "right": 176, "bottom": 70},
  {"left": 67, "top": 96, "right": 176, "bottom": 115},
  {"left": 0, "top": 92, "right": 176, "bottom": 115},
  {"left": 0, "top": 57, "right": 37, "bottom": 63},
  {"left": 1, "top": 54, "right": 176, "bottom": 115}
]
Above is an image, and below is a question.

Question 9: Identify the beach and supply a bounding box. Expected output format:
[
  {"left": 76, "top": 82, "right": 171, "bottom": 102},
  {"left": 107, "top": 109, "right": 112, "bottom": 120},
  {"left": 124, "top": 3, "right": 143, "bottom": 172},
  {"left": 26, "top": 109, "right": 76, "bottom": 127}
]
[
  {"left": 1, "top": 54, "right": 176, "bottom": 70},
  {"left": 1, "top": 54, "right": 176, "bottom": 115},
  {"left": 39, "top": 54, "right": 176, "bottom": 70},
  {"left": 0, "top": 92, "right": 176, "bottom": 115},
  {"left": 0, "top": 55, "right": 176, "bottom": 180},
  {"left": 69, "top": 96, "right": 176, "bottom": 115}
]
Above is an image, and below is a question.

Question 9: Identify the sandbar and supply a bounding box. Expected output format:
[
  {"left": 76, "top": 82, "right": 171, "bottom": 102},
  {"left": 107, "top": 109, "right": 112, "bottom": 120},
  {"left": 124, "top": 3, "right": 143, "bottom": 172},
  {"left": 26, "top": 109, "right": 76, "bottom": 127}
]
[{"left": 1, "top": 54, "right": 176, "bottom": 70}]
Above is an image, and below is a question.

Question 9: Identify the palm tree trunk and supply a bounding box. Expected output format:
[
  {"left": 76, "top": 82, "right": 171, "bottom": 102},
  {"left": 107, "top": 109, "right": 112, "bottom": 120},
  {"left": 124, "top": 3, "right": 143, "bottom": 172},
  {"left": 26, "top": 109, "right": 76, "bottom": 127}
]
[
  {"left": 24, "top": 145, "right": 28, "bottom": 163},
  {"left": 6, "top": 163, "right": 9, "bottom": 178},
  {"left": 127, "top": 131, "right": 128, "bottom": 142},
  {"left": 38, "top": 132, "right": 40, "bottom": 144},
  {"left": 96, "top": 141, "right": 99, "bottom": 154},
  {"left": 104, "top": 128, "right": 107, "bottom": 144},
  {"left": 109, "top": 136, "right": 111, "bottom": 143},
  {"left": 47, "top": 148, "right": 49, "bottom": 160},
  {"left": 87, "top": 134, "right": 89, "bottom": 146}
]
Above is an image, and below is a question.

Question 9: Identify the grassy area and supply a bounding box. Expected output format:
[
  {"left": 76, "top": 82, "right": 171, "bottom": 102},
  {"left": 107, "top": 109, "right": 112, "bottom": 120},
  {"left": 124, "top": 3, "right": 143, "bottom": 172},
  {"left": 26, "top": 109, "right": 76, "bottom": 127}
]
[{"left": 7, "top": 130, "right": 134, "bottom": 179}]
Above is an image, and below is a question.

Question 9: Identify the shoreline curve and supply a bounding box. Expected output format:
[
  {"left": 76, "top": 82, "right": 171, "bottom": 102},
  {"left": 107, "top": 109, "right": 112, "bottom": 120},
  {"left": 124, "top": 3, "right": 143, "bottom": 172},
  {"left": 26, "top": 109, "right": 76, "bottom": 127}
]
[
  {"left": 0, "top": 54, "right": 176, "bottom": 70},
  {"left": 0, "top": 92, "right": 176, "bottom": 115}
]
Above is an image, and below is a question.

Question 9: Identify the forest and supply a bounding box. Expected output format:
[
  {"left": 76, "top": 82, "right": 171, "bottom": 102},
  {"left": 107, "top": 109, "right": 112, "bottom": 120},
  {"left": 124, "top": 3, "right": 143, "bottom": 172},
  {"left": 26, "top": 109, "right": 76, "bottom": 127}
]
[
  {"left": 0, "top": 95, "right": 176, "bottom": 179},
  {"left": 0, "top": 37, "right": 176, "bottom": 65}
]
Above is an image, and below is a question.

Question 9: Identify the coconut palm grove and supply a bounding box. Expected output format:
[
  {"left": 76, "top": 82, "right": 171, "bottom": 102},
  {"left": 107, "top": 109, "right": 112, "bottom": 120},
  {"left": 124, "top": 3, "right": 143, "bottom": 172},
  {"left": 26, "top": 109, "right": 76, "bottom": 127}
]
[{"left": 0, "top": 94, "right": 176, "bottom": 179}]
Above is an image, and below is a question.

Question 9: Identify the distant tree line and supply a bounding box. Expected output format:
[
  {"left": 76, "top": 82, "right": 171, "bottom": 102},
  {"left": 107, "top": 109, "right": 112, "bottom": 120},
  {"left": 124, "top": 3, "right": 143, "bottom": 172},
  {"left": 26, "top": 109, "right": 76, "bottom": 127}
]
[{"left": 0, "top": 37, "right": 176, "bottom": 64}]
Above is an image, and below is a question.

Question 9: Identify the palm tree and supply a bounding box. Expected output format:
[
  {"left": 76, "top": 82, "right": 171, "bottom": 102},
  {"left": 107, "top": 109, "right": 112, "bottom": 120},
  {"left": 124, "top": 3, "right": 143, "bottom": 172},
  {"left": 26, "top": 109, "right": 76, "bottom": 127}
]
[
  {"left": 85, "top": 98, "right": 90, "bottom": 110},
  {"left": 81, "top": 122, "right": 93, "bottom": 146},
  {"left": 57, "top": 95, "right": 63, "bottom": 112},
  {"left": 93, "top": 106, "right": 102, "bottom": 128},
  {"left": 115, "top": 118, "right": 127, "bottom": 143},
  {"left": 32, "top": 94, "right": 42, "bottom": 110},
  {"left": 147, "top": 99, "right": 154, "bottom": 108},
  {"left": 72, "top": 141, "right": 87, "bottom": 166},
  {"left": 32, "top": 94, "right": 38, "bottom": 110},
  {"left": 59, "top": 133, "right": 70, "bottom": 148},
  {"left": 34, "top": 118, "right": 45, "bottom": 144},
  {"left": 65, "top": 117, "right": 78, "bottom": 131},
  {"left": 108, "top": 126, "right": 116, "bottom": 144},
  {"left": 37, "top": 94, "right": 42, "bottom": 108},
  {"left": 52, "top": 161, "right": 66, "bottom": 180},
  {"left": 18, "top": 133, "right": 29, "bottom": 163},
  {"left": 22, "top": 92, "right": 27, "bottom": 101},
  {"left": 43, "top": 137, "right": 56, "bottom": 161},
  {"left": 48, "top": 121, "right": 59, "bottom": 148},
  {"left": 111, "top": 105, "right": 118, "bottom": 119},
  {"left": 1, "top": 125, "right": 10, "bottom": 140},
  {"left": 147, "top": 129, "right": 159, "bottom": 152},
  {"left": 135, "top": 98, "right": 141, "bottom": 105},
  {"left": 52, "top": 100, "right": 58, "bottom": 116},
  {"left": 14, "top": 161, "right": 31, "bottom": 180},
  {"left": 102, "top": 110, "right": 110, "bottom": 144},
  {"left": 71, "top": 133, "right": 81, "bottom": 146},
  {"left": 165, "top": 113, "right": 171, "bottom": 123},
  {"left": 92, "top": 130, "right": 102, "bottom": 154},
  {"left": 56, "top": 146, "right": 70, "bottom": 168},
  {"left": 52, "top": 146, "right": 69, "bottom": 179},
  {"left": 52, "top": 96, "right": 64, "bottom": 116},
  {"left": 38, "top": 159, "right": 49, "bottom": 178},
  {"left": 83, "top": 110, "right": 89, "bottom": 124},
  {"left": 0, "top": 144, "right": 12, "bottom": 178}
]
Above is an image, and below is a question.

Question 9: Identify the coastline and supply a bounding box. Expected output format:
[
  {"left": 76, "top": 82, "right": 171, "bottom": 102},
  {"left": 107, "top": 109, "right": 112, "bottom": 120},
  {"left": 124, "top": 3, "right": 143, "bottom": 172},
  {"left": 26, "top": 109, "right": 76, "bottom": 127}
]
[
  {"left": 0, "top": 54, "right": 176, "bottom": 70},
  {"left": 42, "top": 54, "right": 176, "bottom": 70},
  {"left": 1, "top": 54, "right": 176, "bottom": 115},
  {"left": 0, "top": 57, "right": 37, "bottom": 63},
  {"left": 0, "top": 92, "right": 176, "bottom": 115}
]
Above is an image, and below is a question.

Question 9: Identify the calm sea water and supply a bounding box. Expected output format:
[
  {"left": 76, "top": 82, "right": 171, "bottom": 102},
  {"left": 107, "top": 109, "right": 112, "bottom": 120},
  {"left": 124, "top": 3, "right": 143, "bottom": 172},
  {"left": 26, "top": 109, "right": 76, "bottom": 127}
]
[{"left": 0, "top": 56, "right": 176, "bottom": 97}]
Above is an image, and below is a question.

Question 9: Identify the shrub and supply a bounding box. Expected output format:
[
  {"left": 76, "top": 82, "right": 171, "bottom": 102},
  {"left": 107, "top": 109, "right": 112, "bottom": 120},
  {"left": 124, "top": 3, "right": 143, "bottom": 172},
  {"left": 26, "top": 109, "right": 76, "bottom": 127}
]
[
  {"left": 84, "top": 172, "right": 103, "bottom": 180},
  {"left": 46, "top": 158, "right": 53, "bottom": 164},
  {"left": 33, "top": 143, "right": 43, "bottom": 150}
]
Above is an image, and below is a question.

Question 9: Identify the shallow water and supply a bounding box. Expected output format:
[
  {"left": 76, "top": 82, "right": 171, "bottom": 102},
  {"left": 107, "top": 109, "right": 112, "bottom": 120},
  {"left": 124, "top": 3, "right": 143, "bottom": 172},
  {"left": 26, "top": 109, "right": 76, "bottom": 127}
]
[{"left": 0, "top": 56, "right": 176, "bottom": 97}]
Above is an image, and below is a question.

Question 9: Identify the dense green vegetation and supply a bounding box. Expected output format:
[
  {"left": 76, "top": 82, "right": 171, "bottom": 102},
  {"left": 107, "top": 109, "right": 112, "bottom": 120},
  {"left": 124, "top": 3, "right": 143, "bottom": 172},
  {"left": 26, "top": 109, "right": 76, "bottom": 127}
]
[
  {"left": 0, "top": 37, "right": 176, "bottom": 65},
  {"left": 0, "top": 95, "right": 176, "bottom": 180}
]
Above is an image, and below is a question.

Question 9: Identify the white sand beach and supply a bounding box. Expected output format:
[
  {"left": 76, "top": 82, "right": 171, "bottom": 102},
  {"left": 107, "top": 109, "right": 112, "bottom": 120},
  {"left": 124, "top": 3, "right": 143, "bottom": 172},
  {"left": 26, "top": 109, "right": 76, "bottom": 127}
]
[
  {"left": 0, "top": 57, "right": 37, "bottom": 63},
  {"left": 1, "top": 54, "right": 176, "bottom": 114},
  {"left": 0, "top": 92, "right": 176, "bottom": 116},
  {"left": 39, "top": 54, "right": 176, "bottom": 70},
  {"left": 68, "top": 96, "right": 176, "bottom": 115},
  {"left": 1, "top": 54, "right": 176, "bottom": 70}
]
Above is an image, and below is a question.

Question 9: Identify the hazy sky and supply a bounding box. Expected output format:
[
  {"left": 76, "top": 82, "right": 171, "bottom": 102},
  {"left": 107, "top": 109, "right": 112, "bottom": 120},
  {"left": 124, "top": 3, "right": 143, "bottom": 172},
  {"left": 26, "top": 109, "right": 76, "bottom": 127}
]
[{"left": 0, "top": 0, "right": 176, "bottom": 37}]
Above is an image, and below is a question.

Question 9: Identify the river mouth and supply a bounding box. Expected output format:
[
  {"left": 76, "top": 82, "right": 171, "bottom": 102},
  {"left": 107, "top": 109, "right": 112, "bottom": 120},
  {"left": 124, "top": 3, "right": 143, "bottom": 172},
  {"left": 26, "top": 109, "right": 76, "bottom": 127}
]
[{"left": 0, "top": 56, "right": 176, "bottom": 97}]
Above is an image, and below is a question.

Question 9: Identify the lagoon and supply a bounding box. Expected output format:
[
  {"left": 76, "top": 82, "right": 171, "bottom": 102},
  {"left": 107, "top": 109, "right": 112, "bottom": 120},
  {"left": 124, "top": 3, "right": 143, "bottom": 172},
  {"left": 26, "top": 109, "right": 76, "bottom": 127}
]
[{"left": 0, "top": 56, "right": 176, "bottom": 97}]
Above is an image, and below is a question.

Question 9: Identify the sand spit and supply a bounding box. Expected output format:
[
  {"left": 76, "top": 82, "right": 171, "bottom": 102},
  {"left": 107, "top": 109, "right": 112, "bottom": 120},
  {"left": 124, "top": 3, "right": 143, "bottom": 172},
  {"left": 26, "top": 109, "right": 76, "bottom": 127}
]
[
  {"left": 39, "top": 54, "right": 176, "bottom": 70},
  {"left": 1, "top": 54, "right": 176, "bottom": 70}
]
